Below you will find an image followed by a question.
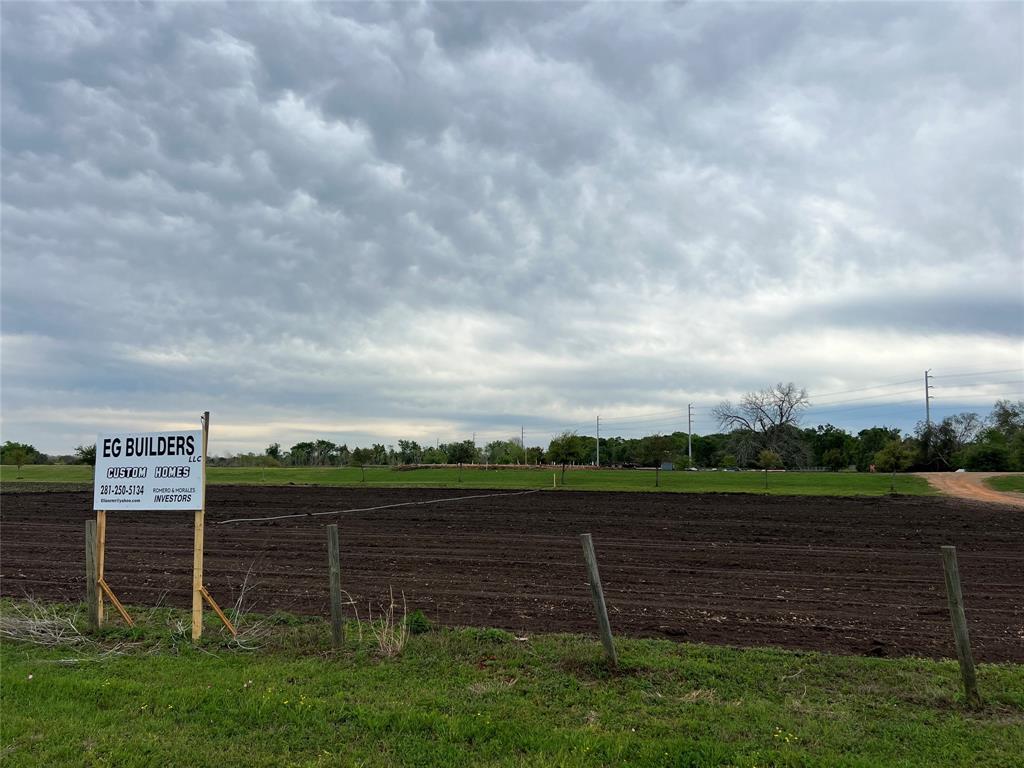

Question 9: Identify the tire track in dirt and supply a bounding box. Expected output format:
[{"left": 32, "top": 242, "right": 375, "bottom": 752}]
[{"left": 918, "top": 471, "right": 1024, "bottom": 507}]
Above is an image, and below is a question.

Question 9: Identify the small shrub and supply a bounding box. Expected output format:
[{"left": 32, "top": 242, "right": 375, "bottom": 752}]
[
  {"left": 406, "top": 610, "right": 432, "bottom": 635},
  {"left": 470, "top": 627, "right": 513, "bottom": 644}
]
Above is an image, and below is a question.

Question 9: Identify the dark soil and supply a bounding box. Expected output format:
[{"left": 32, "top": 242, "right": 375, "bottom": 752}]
[{"left": 2, "top": 486, "right": 1021, "bottom": 661}]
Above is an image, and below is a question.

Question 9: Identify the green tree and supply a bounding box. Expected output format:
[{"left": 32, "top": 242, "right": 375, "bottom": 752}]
[
  {"left": 967, "top": 400, "right": 1024, "bottom": 471},
  {"left": 74, "top": 444, "right": 97, "bottom": 466},
  {"left": 959, "top": 442, "right": 1010, "bottom": 471},
  {"left": 804, "top": 424, "right": 854, "bottom": 468},
  {"left": 874, "top": 438, "right": 917, "bottom": 493},
  {"left": 7, "top": 446, "right": 28, "bottom": 475},
  {"left": 916, "top": 413, "right": 983, "bottom": 470},
  {"left": 484, "top": 439, "right": 521, "bottom": 464},
  {"left": 313, "top": 439, "right": 337, "bottom": 466},
  {"left": 444, "top": 440, "right": 477, "bottom": 464},
  {"left": 854, "top": 427, "right": 901, "bottom": 472},
  {"left": 548, "top": 431, "right": 589, "bottom": 482},
  {"left": 350, "top": 447, "right": 373, "bottom": 466},
  {"left": 336, "top": 444, "right": 351, "bottom": 466},
  {"left": 674, "top": 454, "right": 693, "bottom": 469},
  {"left": 369, "top": 444, "right": 388, "bottom": 465},
  {"left": 288, "top": 442, "right": 315, "bottom": 466},
  {"left": 421, "top": 446, "right": 447, "bottom": 464},
  {"left": 821, "top": 447, "right": 846, "bottom": 471},
  {"left": 396, "top": 440, "right": 423, "bottom": 465},
  {"left": 548, "top": 431, "right": 588, "bottom": 464},
  {"left": 1, "top": 441, "right": 45, "bottom": 466},
  {"left": 691, "top": 433, "right": 728, "bottom": 468},
  {"left": 874, "top": 440, "right": 916, "bottom": 473},
  {"left": 756, "top": 449, "right": 783, "bottom": 469},
  {"left": 988, "top": 399, "right": 1024, "bottom": 434},
  {"left": 637, "top": 434, "right": 674, "bottom": 467}
]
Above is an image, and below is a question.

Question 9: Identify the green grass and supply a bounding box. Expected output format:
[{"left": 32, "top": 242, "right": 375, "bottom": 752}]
[
  {"left": 0, "top": 464, "right": 935, "bottom": 496},
  {"left": 985, "top": 475, "right": 1024, "bottom": 494},
  {"left": 1, "top": 602, "right": 1020, "bottom": 767}
]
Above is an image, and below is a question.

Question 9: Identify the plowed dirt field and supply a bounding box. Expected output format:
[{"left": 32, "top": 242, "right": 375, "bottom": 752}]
[{"left": 2, "top": 486, "right": 1021, "bottom": 661}]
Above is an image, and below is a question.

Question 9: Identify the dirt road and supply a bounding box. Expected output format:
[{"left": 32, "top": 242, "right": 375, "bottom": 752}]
[
  {"left": 918, "top": 472, "right": 1024, "bottom": 507},
  {"left": 2, "top": 486, "right": 1021, "bottom": 661}
]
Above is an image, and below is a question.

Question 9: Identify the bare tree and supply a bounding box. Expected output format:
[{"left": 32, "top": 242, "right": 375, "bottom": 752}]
[{"left": 713, "top": 382, "right": 811, "bottom": 465}]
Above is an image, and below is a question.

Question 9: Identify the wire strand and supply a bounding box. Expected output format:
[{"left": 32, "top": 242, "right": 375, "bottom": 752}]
[
  {"left": 808, "top": 377, "right": 921, "bottom": 399},
  {"left": 933, "top": 368, "right": 1024, "bottom": 379},
  {"left": 217, "top": 488, "right": 544, "bottom": 525}
]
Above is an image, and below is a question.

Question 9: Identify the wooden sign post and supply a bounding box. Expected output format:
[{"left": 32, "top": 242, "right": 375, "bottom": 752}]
[
  {"left": 192, "top": 412, "right": 208, "bottom": 640},
  {"left": 96, "top": 506, "right": 134, "bottom": 628},
  {"left": 192, "top": 411, "right": 236, "bottom": 640},
  {"left": 96, "top": 508, "right": 107, "bottom": 625}
]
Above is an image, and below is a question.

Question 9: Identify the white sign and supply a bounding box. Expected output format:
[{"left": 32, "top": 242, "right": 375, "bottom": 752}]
[{"left": 93, "top": 430, "right": 204, "bottom": 510}]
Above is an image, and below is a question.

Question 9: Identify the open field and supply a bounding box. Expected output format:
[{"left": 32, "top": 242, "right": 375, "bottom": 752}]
[
  {"left": 987, "top": 475, "right": 1024, "bottom": 494},
  {"left": 0, "top": 463, "right": 935, "bottom": 496},
  {"left": 2, "top": 603, "right": 1021, "bottom": 768},
  {"left": 2, "top": 485, "right": 1020, "bottom": 662}
]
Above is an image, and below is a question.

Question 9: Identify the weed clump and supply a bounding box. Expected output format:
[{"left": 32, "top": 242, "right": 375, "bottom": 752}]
[{"left": 405, "top": 610, "right": 432, "bottom": 635}]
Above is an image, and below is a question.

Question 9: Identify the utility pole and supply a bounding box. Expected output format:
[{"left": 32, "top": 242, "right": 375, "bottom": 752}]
[
  {"left": 596, "top": 416, "right": 600, "bottom": 467},
  {"left": 924, "top": 370, "right": 934, "bottom": 428},
  {"left": 687, "top": 403, "right": 693, "bottom": 464}
]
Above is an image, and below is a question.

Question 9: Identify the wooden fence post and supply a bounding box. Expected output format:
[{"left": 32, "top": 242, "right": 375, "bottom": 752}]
[
  {"left": 85, "top": 519, "right": 99, "bottom": 632},
  {"left": 940, "top": 546, "right": 982, "bottom": 708},
  {"left": 579, "top": 533, "right": 617, "bottom": 667},
  {"left": 326, "top": 524, "right": 344, "bottom": 647}
]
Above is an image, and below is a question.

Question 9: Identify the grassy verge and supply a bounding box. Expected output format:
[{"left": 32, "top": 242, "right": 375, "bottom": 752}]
[
  {"left": 0, "top": 464, "right": 934, "bottom": 496},
  {"left": 0, "top": 602, "right": 1021, "bottom": 767},
  {"left": 985, "top": 475, "right": 1024, "bottom": 494}
]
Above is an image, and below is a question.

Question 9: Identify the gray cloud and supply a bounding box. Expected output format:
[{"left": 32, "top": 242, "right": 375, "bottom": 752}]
[{"left": 2, "top": 2, "right": 1021, "bottom": 453}]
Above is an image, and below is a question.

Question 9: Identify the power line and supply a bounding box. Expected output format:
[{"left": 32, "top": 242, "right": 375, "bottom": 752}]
[
  {"left": 809, "top": 388, "right": 921, "bottom": 406},
  {"left": 806, "top": 391, "right": 1024, "bottom": 419},
  {"left": 803, "top": 398, "right": 923, "bottom": 417},
  {"left": 598, "top": 409, "right": 688, "bottom": 428},
  {"left": 808, "top": 376, "right": 920, "bottom": 399},
  {"left": 929, "top": 376, "right": 1024, "bottom": 389},
  {"left": 932, "top": 367, "right": 1024, "bottom": 379},
  {"left": 465, "top": 370, "right": 1023, "bottom": 444},
  {"left": 593, "top": 412, "right": 690, "bottom": 427}
]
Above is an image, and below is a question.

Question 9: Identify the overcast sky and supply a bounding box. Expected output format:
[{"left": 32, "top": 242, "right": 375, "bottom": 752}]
[{"left": 2, "top": 2, "right": 1022, "bottom": 455}]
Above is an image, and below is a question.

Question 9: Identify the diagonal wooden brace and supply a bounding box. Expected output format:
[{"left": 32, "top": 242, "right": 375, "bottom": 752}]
[
  {"left": 200, "top": 586, "right": 237, "bottom": 637},
  {"left": 98, "top": 579, "right": 135, "bottom": 627}
]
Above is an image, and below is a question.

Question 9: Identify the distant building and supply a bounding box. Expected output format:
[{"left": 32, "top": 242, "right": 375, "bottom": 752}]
[{"left": 661, "top": 461, "right": 674, "bottom": 471}]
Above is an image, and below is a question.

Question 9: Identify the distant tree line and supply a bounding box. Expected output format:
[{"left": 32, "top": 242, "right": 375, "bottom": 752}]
[
  {"left": 204, "top": 397, "right": 1023, "bottom": 473},
  {"left": 1, "top": 441, "right": 95, "bottom": 467},
  {"left": 4, "top": 396, "right": 1021, "bottom": 473}
]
